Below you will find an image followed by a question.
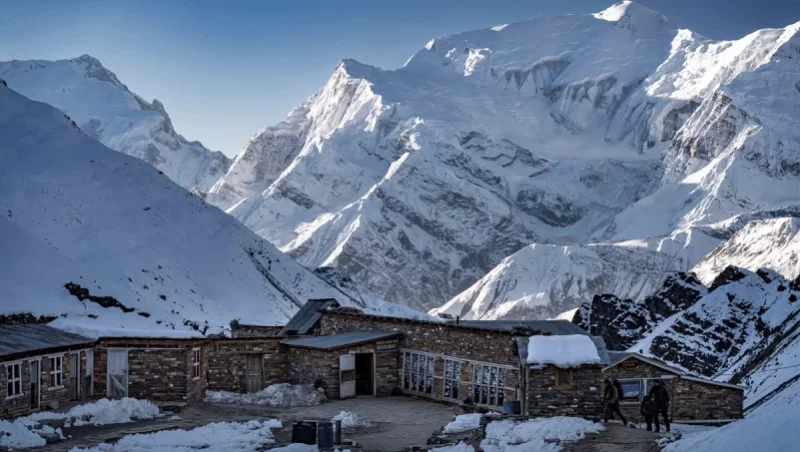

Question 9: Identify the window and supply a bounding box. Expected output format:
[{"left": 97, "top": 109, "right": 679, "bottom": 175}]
[
  {"left": 6, "top": 363, "right": 22, "bottom": 397},
  {"left": 443, "top": 359, "right": 462, "bottom": 399},
  {"left": 192, "top": 348, "right": 201, "bottom": 379},
  {"left": 50, "top": 356, "right": 63, "bottom": 387},
  {"left": 619, "top": 379, "right": 647, "bottom": 403},
  {"left": 556, "top": 369, "right": 573, "bottom": 387},
  {"left": 402, "top": 351, "right": 434, "bottom": 394},
  {"left": 472, "top": 364, "right": 507, "bottom": 406}
]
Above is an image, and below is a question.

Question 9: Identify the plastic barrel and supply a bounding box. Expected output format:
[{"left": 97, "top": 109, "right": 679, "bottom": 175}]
[
  {"left": 503, "top": 400, "right": 521, "bottom": 415},
  {"left": 317, "top": 421, "right": 334, "bottom": 449},
  {"left": 291, "top": 421, "right": 316, "bottom": 445}
]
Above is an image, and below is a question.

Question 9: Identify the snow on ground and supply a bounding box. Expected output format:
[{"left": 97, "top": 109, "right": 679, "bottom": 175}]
[
  {"left": 481, "top": 417, "right": 604, "bottom": 452},
  {"left": 442, "top": 413, "right": 483, "bottom": 434},
  {"left": 0, "top": 398, "right": 158, "bottom": 449},
  {"left": 267, "top": 445, "right": 352, "bottom": 452},
  {"left": 27, "top": 398, "right": 160, "bottom": 427},
  {"left": 526, "top": 334, "right": 601, "bottom": 367},
  {"left": 331, "top": 411, "right": 371, "bottom": 429},
  {"left": 431, "top": 443, "right": 475, "bottom": 452},
  {"left": 70, "top": 419, "right": 282, "bottom": 452},
  {"left": 205, "top": 384, "right": 326, "bottom": 407}
]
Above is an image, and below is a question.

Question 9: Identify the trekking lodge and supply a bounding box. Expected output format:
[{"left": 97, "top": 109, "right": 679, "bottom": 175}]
[{"left": 1, "top": 299, "right": 745, "bottom": 424}]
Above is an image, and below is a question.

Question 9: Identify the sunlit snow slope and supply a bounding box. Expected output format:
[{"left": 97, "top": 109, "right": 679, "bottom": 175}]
[
  {"left": 0, "top": 55, "right": 231, "bottom": 193},
  {"left": 0, "top": 82, "right": 424, "bottom": 337}
]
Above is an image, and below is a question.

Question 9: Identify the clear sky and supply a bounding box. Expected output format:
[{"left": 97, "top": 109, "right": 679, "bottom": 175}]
[{"left": 2, "top": 0, "right": 799, "bottom": 156}]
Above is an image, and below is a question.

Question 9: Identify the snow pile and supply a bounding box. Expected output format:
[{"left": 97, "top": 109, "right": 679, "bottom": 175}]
[
  {"left": 331, "top": 411, "right": 371, "bottom": 429},
  {"left": 27, "top": 398, "right": 160, "bottom": 427},
  {"left": 268, "top": 445, "right": 352, "bottom": 452},
  {"left": 431, "top": 443, "right": 475, "bottom": 452},
  {"left": 481, "top": 417, "right": 604, "bottom": 452},
  {"left": 526, "top": 335, "right": 601, "bottom": 367},
  {"left": 442, "top": 413, "right": 483, "bottom": 434},
  {"left": 0, "top": 420, "right": 47, "bottom": 449},
  {"left": 71, "top": 419, "right": 282, "bottom": 452},
  {"left": 205, "top": 384, "right": 326, "bottom": 407}
]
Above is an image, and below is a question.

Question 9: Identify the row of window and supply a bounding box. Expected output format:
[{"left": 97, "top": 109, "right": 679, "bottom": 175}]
[
  {"left": 5, "top": 356, "right": 64, "bottom": 398},
  {"left": 401, "top": 351, "right": 512, "bottom": 407}
]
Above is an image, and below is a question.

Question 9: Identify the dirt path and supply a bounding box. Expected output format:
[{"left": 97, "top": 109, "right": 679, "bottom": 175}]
[{"left": 565, "top": 424, "right": 665, "bottom": 452}]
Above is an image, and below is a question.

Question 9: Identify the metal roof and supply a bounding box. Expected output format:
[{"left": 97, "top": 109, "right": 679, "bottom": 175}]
[
  {"left": 455, "top": 319, "right": 589, "bottom": 336},
  {"left": 280, "top": 331, "right": 400, "bottom": 350},
  {"left": 0, "top": 324, "right": 95, "bottom": 359},
  {"left": 279, "top": 299, "right": 339, "bottom": 337}
]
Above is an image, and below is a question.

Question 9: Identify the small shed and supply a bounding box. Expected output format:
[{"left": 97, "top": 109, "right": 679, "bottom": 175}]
[
  {"left": 281, "top": 331, "right": 401, "bottom": 399},
  {"left": 0, "top": 324, "right": 95, "bottom": 419},
  {"left": 602, "top": 352, "right": 745, "bottom": 423}
]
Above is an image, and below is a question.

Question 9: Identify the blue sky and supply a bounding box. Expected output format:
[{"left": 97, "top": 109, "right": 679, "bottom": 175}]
[{"left": 1, "top": 0, "right": 798, "bottom": 156}]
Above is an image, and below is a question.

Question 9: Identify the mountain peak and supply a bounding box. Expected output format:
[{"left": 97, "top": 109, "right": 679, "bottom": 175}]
[
  {"left": 594, "top": 1, "right": 668, "bottom": 35},
  {"left": 69, "top": 54, "right": 125, "bottom": 89}
]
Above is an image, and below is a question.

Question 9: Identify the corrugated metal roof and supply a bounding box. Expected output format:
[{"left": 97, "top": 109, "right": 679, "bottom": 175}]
[
  {"left": 455, "top": 319, "right": 589, "bottom": 335},
  {"left": 280, "top": 331, "right": 399, "bottom": 350},
  {"left": 279, "top": 299, "right": 339, "bottom": 337},
  {"left": 0, "top": 324, "right": 95, "bottom": 358}
]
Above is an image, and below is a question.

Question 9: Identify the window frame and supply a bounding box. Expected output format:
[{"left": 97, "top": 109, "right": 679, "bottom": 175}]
[
  {"left": 49, "top": 355, "right": 64, "bottom": 389},
  {"left": 192, "top": 348, "right": 201, "bottom": 380},
  {"left": 401, "top": 350, "right": 436, "bottom": 395},
  {"left": 443, "top": 358, "right": 462, "bottom": 400},
  {"left": 6, "top": 362, "right": 23, "bottom": 399},
  {"left": 556, "top": 368, "right": 574, "bottom": 388},
  {"left": 471, "top": 363, "right": 507, "bottom": 407},
  {"left": 617, "top": 378, "right": 649, "bottom": 405}
]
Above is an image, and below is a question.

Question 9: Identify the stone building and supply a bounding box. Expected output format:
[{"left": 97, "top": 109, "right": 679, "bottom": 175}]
[
  {"left": 206, "top": 337, "right": 286, "bottom": 393},
  {"left": 602, "top": 352, "right": 745, "bottom": 423},
  {"left": 93, "top": 337, "right": 207, "bottom": 405},
  {"left": 0, "top": 324, "right": 95, "bottom": 419}
]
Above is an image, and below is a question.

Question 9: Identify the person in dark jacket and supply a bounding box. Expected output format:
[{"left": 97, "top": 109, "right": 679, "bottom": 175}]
[
  {"left": 649, "top": 379, "right": 671, "bottom": 432},
  {"left": 602, "top": 378, "right": 628, "bottom": 426},
  {"left": 640, "top": 394, "right": 655, "bottom": 431}
]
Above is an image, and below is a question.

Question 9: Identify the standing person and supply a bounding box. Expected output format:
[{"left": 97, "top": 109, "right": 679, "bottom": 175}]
[
  {"left": 649, "top": 379, "right": 671, "bottom": 432},
  {"left": 640, "top": 394, "right": 655, "bottom": 431},
  {"left": 602, "top": 378, "right": 628, "bottom": 426}
]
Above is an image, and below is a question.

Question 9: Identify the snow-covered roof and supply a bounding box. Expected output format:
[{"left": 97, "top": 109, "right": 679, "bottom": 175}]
[{"left": 525, "top": 334, "right": 602, "bottom": 368}]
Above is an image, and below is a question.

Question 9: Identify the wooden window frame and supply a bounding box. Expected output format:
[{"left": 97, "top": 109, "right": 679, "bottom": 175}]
[
  {"left": 6, "top": 362, "right": 23, "bottom": 399},
  {"left": 402, "top": 350, "right": 435, "bottom": 395},
  {"left": 192, "top": 348, "right": 201, "bottom": 380},
  {"left": 556, "top": 368, "right": 574, "bottom": 388},
  {"left": 471, "top": 364, "right": 507, "bottom": 407},
  {"left": 443, "top": 358, "right": 462, "bottom": 400},
  {"left": 49, "top": 355, "right": 64, "bottom": 389}
]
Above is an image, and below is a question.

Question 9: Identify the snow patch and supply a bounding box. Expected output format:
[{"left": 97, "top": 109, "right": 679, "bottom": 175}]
[
  {"left": 205, "top": 384, "right": 326, "bottom": 407},
  {"left": 442, "top": 413, "right": 483, "bottom": 434},
  {"left": 526, "top": 334, "right": 601, "bottom": 368},
  {"left": 481, "top": 417, "right": 604, "bottom": 452},
  {"left": 331, "top": 411, "right": 371, "bottom": 429}
]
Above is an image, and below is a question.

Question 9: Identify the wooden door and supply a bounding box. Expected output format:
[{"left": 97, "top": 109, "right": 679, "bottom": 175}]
[
  {"left": 70, "top": 352, "right": 80, "bottom": 400},
  {"left": 339, "top": 354, "right": 356, "bottom": 399},
  {"left": 29, "top": 361, "right": 40, "bottom": 409},
  {"left": 245, "top": 354, "right": 264, "bottom": 393}
]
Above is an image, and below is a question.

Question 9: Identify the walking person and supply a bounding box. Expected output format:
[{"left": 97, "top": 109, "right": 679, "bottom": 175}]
[
  {"left": 640, "top": 394, "right": 655, "bottom": 431},
  {"left": 649, "top": 379, "right": 671, "bottom": 432},
  {"left": 602, "top": 378, "right": 628, "bottom": 426}
]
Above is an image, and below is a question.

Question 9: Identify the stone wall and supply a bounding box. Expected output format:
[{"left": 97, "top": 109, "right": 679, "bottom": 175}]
[
  {"left": 1, "top": 349, "right": 92, "bottom": 419},
  {"left": 319, "top": 312, "right": 520, "bottom": 365},
  {"left": 229, "top": 322, "right": 284, "bottom": 338},
  {"left": 286, "top": 347, "right": 340, "bottom": 399},
  {"left": 672, "top": 378, "right": 743, "bottom": 421},
  {"left": 526, "top": 365, "right": 603, "bottom": 419},
  {"left": 602, "top": 358, "right": 678, "bottom": 423},
  {"left": 206, "top": 338, "right": 287, "bottom": 393}
]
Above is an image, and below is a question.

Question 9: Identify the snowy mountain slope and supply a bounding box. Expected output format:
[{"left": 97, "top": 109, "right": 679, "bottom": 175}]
[
  {"left": 0, "top": 83, "right": 423, "bottom": 337},
  {"left": 693, "top": 217, "right": 800, "bottom": 284},
  {"left": 0, "top": 55, "right": 231, "bottom": 193},
  {"left": 206, "top": 2, "right": 800, "bottom": 314},
  {"left": 430, "top": 243, "right": 687, "bottom": 320}
]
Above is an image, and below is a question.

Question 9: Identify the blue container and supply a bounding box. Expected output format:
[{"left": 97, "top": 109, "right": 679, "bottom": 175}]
[{"left": 503, "top": 400, "right": 521, "bottom": 414}]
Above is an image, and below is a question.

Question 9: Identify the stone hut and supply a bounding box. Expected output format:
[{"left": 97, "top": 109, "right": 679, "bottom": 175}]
[
  {"left": 602, "top": 352, "right": 745, "bottom": 424},
  {"left": 0, "top": 324, "right": 95, "bottom": 419},
  {"left": 205, "top": 337, "right": 286, "bottom": 393},
  {"left": 93, "top": 337, "right": 207, "bottom": 405}
]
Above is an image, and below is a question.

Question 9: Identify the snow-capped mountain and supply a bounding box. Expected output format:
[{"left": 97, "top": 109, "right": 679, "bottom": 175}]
[
  {"left": 0, "top": 55, "right": 231, "bottom": 193},
  {"left": 206, "top": 1, "right": 800, "bottom": 314},
  {"left": 0, "top": 82, "right": 424, "bottom": 337}
]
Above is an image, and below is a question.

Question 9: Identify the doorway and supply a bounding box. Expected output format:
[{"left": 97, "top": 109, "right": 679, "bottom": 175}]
[
  {"left": 355, "top": 353, "right": 374, "bottom": 396},
  {"left": 107, "top": 350, "right": 129, "bottom": 398},
  {"left": 29, "top": 360, "right": 40, "bottom": 409},
  {"left": 70, "top": 352, "right": 80, "bottom": 401},
  {"left": 245, "top": 354, "right": 264, "bottom": 393}
]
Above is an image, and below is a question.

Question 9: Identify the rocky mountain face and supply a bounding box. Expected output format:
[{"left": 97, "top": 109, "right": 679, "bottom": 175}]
[
  {"left": 203, "top": 2, "right": 800, "bottom": 315},
  {"left": 0, "top": 55, "right": 231, "bottom": 193},
  {"left": 0, "top": 82, "right": 424, "bottom": 337},
  {"left": 572, "top": 263, "right": 800, "bottom": 411}
]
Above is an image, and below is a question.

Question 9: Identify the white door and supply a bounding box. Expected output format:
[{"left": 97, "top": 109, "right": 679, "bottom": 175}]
[
  {"left": 107, "top": 350, "right": 129, "bottom": 398},
  {"left": 85, "top": 350, "right": 94, "bottom": 397},
  {"left": 339, "top": 354, "right": 356, "bottom": 399}
]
